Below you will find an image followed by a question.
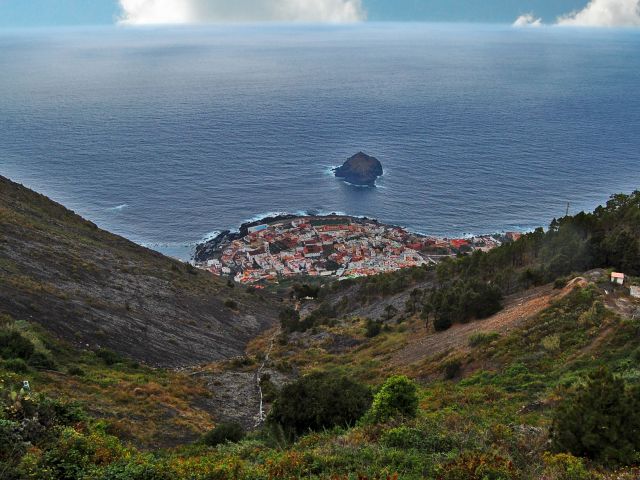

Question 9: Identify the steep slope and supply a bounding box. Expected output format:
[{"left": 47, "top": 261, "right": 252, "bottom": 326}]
[{"left": 0, "top": 176, "right": 279, "bottom": 367}]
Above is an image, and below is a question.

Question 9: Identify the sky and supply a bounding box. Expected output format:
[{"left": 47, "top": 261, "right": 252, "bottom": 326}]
[{"left": 0, "top": 0, "right": 638, "bottom": 27}]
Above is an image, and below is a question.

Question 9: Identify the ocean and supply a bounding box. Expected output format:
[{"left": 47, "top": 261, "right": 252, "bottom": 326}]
[{"left": 1, "top": 23, "right": 639, "bottom": 259}]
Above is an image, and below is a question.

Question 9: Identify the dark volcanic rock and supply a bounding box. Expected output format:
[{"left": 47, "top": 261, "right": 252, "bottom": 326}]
[{"left": 334, "top": 152, "right": 383, "bottom": 186}]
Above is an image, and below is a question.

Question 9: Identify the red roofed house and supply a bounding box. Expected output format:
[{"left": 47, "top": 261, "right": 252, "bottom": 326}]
[{"left": 451, "top": 239, "right": 470, "bottom": 249}]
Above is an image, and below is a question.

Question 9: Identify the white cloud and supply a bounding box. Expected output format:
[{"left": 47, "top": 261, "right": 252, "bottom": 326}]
[
  {"left": 513, "top": 13, "right": 542, "bottom": 27},
  {"left": 557, "top": 0, "right": 640, "bottom": 27},
  {"left": 118, "top": 0, "right": 366, "bottom": 25}
]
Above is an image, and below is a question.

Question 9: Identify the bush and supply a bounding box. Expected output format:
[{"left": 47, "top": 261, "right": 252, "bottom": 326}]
[
  {"left": 268, "top": 372, "right": 371, "bottom": 438},
  {"left": 95, "top": 348, "right": 122, "bottom": 366},
  {"left": 551, "top": 367, "right": 640, "bottom": 466},
  {"left": 367, "top": 375, "right": 419, "bottom": 423},
  {"left": 0, "top": 331, "right": 35, "bottom": 360},
  {"left": 202, "top": 422, "right": 245, "bottom": 447},
  {"left": 291, "top": 284, "right": 320, "bottom": 300},
  {"left": 0, "top": 419, "right": 25, "bottom": 462},
  {"left": 28, "top": 351, "right": 56, "bottom": 370},
  {"left": 279, "top": 307, "right": 303, "bottom": 333},
  {"left": 469, "top": 332, "right": 499, "bottom": 348},
  {"left": 382, "top": 425, "right": 454, "bottom": 453},
  {"left": 542, "top": 453, "right": 593, "bottom": 480},
  {"left": 439, "top": 451, "right": 518, "bottom": 480},
  {"left": 224, "top": 299, "right": 238, "bottom": 310},
  {"left": 67, "top": 366, "right": 85, "bottom": 376},
  {"left": 4, "top": 358, "right": 29, "bottom": 373},
  {"left": 443, "top": 360, "right": 462, "bottom": 380},
  {"left": 365, "top": 319, "right": 382, "bottom": 338}
]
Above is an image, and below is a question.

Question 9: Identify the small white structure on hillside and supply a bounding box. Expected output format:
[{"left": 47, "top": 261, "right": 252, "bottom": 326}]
[
  {"left": 611, "top": 272, "right": 625, "bottom": 285},
  {"left": 631, "top": 286, "right": 640, "bottom": 299}
]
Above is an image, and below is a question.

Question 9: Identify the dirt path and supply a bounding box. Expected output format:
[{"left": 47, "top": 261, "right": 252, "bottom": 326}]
[{"left": 391, "top": 281, "right": 584, "bottom": 367}]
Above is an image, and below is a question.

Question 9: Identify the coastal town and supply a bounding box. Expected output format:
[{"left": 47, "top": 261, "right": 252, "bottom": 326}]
[{"left": 194, "top": 215, "right": 521, "bottom": 285}]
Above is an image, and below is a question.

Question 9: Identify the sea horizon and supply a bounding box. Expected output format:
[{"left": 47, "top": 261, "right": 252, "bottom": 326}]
[{"left": 2, "top": 22, "right": 639, "bottom": 260}]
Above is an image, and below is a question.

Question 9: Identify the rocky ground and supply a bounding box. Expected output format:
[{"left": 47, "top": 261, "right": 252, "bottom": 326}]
[{"left": 0, "top": 175, "right": 280, "bottom": 367}]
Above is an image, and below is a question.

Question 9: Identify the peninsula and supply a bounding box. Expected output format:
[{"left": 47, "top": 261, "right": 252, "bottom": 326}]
[
  {"left": 334, "top": 152, "right": 383, "bottom": 186},
  {"left": 194, "top": 214, "right": 518, "bottom": 285}
]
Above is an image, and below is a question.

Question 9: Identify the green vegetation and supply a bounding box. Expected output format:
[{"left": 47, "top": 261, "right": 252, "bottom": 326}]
[
  {"left": 202, "top": 422, "right": 245, "bottom": 447},
  {"left": 3, "top": 180, "right": 640, "bottom": 478},
  {"left": 551, "top": 368, "right": 640, "bottom": 465},
  {"left": 424, "top": 279, "right": 503, "bottom": 331},
  {"left": 268, "top": 371, "right": 372, "bottom": 438},
  {"left": 366, "top": 375, "right": 419, "bottom": 423}
]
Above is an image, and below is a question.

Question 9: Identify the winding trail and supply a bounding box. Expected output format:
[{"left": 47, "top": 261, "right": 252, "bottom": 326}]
[{"left": 254, "top": 329, "right": 279, "bottom": 427}]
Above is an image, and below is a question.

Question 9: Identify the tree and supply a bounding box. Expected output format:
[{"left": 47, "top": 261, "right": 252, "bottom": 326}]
[
  {"left": 383, "top": 304, "right": 398, "bottom": 321},
  {"left": 367, "top": 375, "right": 419, "bottom": 423},
  {"left": 268, "top": 372, "right": 371, "bottom": 438},
  {"left": 365, "top": 318, "right": 382, "bottom": 338},
  {"left": 551, "top": 367, "right": 640, "bottom": 465},
  {"left": 279, "top": 307, "right": 301, "bottom": 333}
]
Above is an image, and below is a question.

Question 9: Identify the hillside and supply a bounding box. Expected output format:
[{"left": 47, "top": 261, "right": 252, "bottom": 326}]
[
  {"left": 0, "top": 175, "right": 279, "bottom": 367},
  {"left": 1, "top": 185, "right": 640, "bottom": 479}
]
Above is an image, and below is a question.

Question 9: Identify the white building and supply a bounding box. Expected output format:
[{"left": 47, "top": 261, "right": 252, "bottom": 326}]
[{"left": 611, "top": 272, "right": 625, "bottom": 285}]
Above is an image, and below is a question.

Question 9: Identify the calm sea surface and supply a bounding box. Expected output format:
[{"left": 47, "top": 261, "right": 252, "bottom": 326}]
[{"left": 1, "top": 24, "right": 639, "bottom": 259}]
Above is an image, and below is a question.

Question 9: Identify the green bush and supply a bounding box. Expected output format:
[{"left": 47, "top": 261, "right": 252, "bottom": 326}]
[
  {"left": 95, "top": 348, "right": 122, "bottom": 366},
  {"left": 439, "top": 451, "right": 518, "bottom": 480},
  {"left": 202, "top": 422, "right": 245, "bottom": 447},
  {"left": 4, "top": 358, "right": 29, "bottom": 373},
  {"left": 268, "top": 372, "right": 371, "bottom": 438},
  {"left": 382, "top": 425, "right": 454, "bottom": 453},
  {"left": 365, "top": 319, "right": 382, "bottom": 338},
  {"left": 68, "top": 366, "right": 86, "bottom": 376},
  {"left": 224, "top": 299, "right": 238, "bottom": 310},
  {"left": 469, "top": 332, "right": 500, "bottom": 348},
  {"left": 0, "top": 331, "right": 35, "bottom": 360},
  {"left": 443, "top": 360, "right": 462, "bottom": 380},
  {"left": 551, "top": 367, "right": 640, "bottom": 466},
  {"left": 0, "top": 419, "right": 25, "bottom": 461},
  {"left": 367, "top": 375, "right": 419, "bottom": 423},
  {"left": 28, "top": 351, "right": 56, "bottom": 370},
  {"left": 542, "top": 453, "right": 593, "bottom": 480}
]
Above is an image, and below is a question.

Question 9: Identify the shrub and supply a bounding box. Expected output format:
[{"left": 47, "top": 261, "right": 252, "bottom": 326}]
[
  {"left": 469, "top": 332, "right": 499, "bottom": 348},
  {"left": 202, "top": 422, "right": 245, "bottom": 447},
  {"left": 438, "top": 451, "right": 518, "bottom": 480},
  {"left": 268, "top": 372, "right": 371, "bottom": 438},
  {"left": 28, "top": 351, "right": 56, "bottom": 370},
  {"left": 279, "top": 307, "right": 303, "bottom": 333},
  {"left": 0, "top": 331, "right": 35, "bottom": 360},
  {"left": 224, "top": 299, "right": 238, "bottom": 310},
  {"left": 542, "top": 453, "right": 593, "bottom": 480},
  {"left": 0, "top": 419, "right": 25, "bottom": 462},
  {"left": 551, "top": 367, "right": 640, "bottom": 465},
  {"left": 291, "top": 284, "right": 320, "bottom": 300},
  {"left": 443, "top": 360, "right": 462, "bottom": 380},
  {"left": 367, "top": 375, "right": 419, "bottom": 423},
  {"left": 365, "top": 319, "right": 382, "bottom": 338},
  {"left": 4, "top": 358, "right": 29, "bottom": 373},
  {"left": 382, "top": 425, "right": 454, "bottom": 453},
  {"left": 95, "top": 348, "right": 122, "bottom": 366},
  {"left": 67, "top": 366, "right": 85, "bottom": 376}
]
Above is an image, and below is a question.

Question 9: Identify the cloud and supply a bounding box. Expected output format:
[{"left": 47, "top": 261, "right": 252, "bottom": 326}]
[
  {"left": 118, "top": 0, "right": 366, "bottom": 25},
  {"left": 513, "top": 13, "right": 542, "bottom": 27},
  {"left": 557, "top": 0, "right": 640, "bottom": 26}
]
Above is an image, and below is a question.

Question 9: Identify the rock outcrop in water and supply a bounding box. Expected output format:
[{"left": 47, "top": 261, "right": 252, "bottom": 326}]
[{"left": 334, "top": 152, "right": 383, "bottom": 186}]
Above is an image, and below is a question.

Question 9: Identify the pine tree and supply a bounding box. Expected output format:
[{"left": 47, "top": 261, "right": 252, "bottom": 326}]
[{"left": 551, "top": 367, "right": 640, "bottom": 465}]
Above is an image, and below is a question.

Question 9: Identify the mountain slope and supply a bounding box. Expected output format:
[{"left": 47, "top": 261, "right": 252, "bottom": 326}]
[{"left": 0, "top": 175, "right": 279, "bottom": 367}]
